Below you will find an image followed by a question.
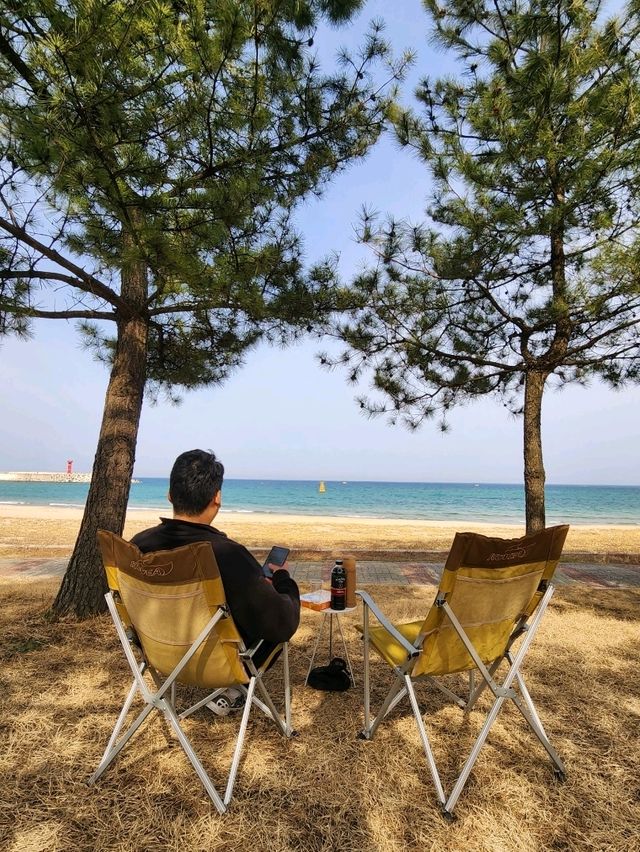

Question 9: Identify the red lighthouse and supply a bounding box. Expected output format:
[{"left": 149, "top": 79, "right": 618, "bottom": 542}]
[{"left": 67, "top": 460, "right": 73, "bottom": 475}]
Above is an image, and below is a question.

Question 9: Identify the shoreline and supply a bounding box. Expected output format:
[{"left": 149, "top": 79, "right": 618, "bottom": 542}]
[
  {"left": 1, "top": 504, "right": 639, "bottom": 561},
  {"left": 2, "top": 501, "right": 640, "bottom": 525}
]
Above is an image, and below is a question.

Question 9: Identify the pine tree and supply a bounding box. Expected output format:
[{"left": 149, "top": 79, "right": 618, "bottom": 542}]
[
  {"left": 332, "top": 0, "right": 640, "bottom": 531},
  {"left": 0, "top": 0, "right": 407, "bottom": 616}
]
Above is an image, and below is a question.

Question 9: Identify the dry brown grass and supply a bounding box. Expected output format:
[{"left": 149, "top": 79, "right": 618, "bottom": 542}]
[{"left": 1, "top": 579, "right": 639, "bottom": 852}]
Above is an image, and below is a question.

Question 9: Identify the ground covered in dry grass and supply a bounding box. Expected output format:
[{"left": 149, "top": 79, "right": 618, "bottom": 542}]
[{"left": 1, "top": 580, "right": 639, "bottom": 852}]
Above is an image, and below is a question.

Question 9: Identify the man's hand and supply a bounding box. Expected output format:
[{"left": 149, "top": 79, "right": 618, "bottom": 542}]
[{"left": 268, "top": 560, "right": 289, "bottom": 574}]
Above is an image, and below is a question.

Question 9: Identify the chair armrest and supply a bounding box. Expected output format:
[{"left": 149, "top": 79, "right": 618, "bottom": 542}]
[
  {"left": 240, "top": 638, "right": 288, "bottom": 659},
  {"left": 356, "top": 590, "right": 420, "bottom": 657},
  {"left": 240, "top": 638, "right": 265, "bottom": 660}
]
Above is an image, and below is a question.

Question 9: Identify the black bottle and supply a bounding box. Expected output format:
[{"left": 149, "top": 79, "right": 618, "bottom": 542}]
[{"left": 330, "top": 560, "right": 346, "bottom": 610}]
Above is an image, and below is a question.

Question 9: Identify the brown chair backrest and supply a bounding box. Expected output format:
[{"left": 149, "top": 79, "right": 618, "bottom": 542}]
[
  {"left": 414, "top": 525, "right": 569, "bottom": 677},
  {"left": 98, "top": 530, "right": 248, "bottom": 688}
]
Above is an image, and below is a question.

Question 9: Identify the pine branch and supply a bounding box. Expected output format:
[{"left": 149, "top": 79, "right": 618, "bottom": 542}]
[
  {"left": 1, "top": 268, "right": 96, "bottom": 288},
  {"left": 0, "top": 216, "right": 125, "bottom": 311},
  {"left": 22, "top": 308, "right": 115, "bottom": 320},
  {"left": 0, "top": 28, "right": 49, "bottom": 99}
]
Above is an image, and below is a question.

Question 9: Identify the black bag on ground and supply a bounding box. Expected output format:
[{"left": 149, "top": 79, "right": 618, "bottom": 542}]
[{"left": 307, "top": 657, "right": 351, "bottom": 692}]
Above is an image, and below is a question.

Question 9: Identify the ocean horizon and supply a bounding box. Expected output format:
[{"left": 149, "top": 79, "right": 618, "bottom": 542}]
[{"left": 0, "top": 478, "right": 639, "bottom": 525}]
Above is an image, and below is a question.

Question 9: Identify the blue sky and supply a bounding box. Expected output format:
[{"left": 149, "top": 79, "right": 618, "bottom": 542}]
[{"left": 0, "top": 0, "right": 638, "bottom": 485}]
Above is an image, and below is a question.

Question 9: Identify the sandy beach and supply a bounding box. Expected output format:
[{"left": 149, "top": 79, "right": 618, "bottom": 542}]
[{"left": 1, "top": 504, "right": 639, "bottom": 560}]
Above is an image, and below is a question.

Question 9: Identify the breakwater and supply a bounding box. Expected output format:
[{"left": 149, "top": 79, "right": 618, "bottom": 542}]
[{"left": 0, "top": 471, "right": 91, "bottom": 483}]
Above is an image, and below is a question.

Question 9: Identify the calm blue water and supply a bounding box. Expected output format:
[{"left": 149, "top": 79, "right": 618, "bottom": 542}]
[{"left": 0, "top": 478, "right": 638, "bottom": 524}]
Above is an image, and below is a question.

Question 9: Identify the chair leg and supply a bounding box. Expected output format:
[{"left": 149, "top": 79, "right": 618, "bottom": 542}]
[
  {"left": 513, "top": 668, "right": 546, "bottom": 733},
  {"left": 444, "top": 586, "right": 560, "bottom": 815},
  {"left": 425, "top": 675, "right": 466, "bottom": 709},
  {"left": 88, "top": 700, "right": 156, "bottom": 785},
  {"left": 283, "top": 642, "right": 292, "bottom": 734},
  {"left": 405, "top": 675, "right": 447, "bottom": 806},
  {"left": 99, "top": 671, "right": 142, "bottom": 760},
  {"left": 224, "top": 677, "right": 258, "bottom": 806},
  {"left": 179, "top": 687, "right": 228, "bottom": 720},
  {"left": 362, "top": 673, "right": 405, "bottom": 740},
  {"left": 511, "top": 689, "right": 566, "bottom": 776},
  {"left": 361, "top": 601, "right": 370, "bottom": 734},
  {"left": 499, "top": 592, "right": 565, "bottom": 774},
  {"left": 444, "top": 692, "right": 507, "bottom": 815},
  {"left": 161, "top": 698, "right": 227, "bottom": 814},
  {"left": 465, "top": 658, "right": 501, "bottom": 711},
  {"left": 384, "top": 683, "right": 409, "bottom": 718},
  {"left": 255, "top": 676, "right": 289, "bottom": 737},
  {"left": 146, "top": 671, "right": 288, "bottom": 813}
]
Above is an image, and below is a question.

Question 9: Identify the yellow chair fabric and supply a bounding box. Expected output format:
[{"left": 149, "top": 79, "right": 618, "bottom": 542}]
[
  {"left": 363, "top": 525, "right": 568, "bottom": 678},
  {"left": 98, "top": 530, "right": 248, "bottom": 688}
]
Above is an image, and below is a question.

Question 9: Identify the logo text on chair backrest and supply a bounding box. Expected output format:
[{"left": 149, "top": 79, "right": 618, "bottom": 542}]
[
  {"left": 129, "top": 559, "right": 174, "bottom": 577},
  {"left": 486, "top": 543, "right": 533, "bottom": 562}
]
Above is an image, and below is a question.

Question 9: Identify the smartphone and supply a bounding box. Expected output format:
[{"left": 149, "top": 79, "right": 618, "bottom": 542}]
[{"left": 262, "top": 545, "right": 290, "bottom": 579}]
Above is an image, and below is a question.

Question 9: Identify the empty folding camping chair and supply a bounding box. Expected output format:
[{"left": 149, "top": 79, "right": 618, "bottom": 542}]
[
  {"left": 356, "top": 525, "right": 569, "bottom": 818},
  {"left": 89, "top": 530, "right": 293, "bottom": 813}
]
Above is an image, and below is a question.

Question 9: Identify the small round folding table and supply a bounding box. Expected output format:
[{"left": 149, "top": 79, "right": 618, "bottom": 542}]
[{"left": 304, "top": 605, "right": 357, "bottom": 686}]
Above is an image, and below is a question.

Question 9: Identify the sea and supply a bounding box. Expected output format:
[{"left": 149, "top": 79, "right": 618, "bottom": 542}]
[{"left": 0, "top": 479, "right": 638, "bottom": 525}]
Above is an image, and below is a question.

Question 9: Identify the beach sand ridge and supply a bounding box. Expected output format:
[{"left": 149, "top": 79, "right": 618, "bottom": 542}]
[{"left": 1, "top": 504, "right": 638, "bottom": 560}]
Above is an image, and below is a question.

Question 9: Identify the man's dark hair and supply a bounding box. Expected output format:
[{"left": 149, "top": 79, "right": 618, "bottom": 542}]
[{"left": 169, "top": 449, "right": 225, "bottom": 516}]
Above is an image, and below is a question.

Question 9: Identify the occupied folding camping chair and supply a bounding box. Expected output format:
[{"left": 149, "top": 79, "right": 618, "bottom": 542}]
[
  {"left": 88, "top": 530, "right": 293, "bottom": 813},
  {"left": 357, "top": 524, "right": 569, "bottom": 818}
]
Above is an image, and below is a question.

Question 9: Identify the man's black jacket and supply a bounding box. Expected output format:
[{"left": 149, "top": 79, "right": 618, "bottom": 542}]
[{"left": 131, "top": 518, "right": 300, "bottom": 658}]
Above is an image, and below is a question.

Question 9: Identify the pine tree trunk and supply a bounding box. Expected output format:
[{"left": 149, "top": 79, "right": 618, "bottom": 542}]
[
  {"left": 523, "top": 370, "right": 548, "bottom": 534},
  {"left": 52, "top": 243, "right": 148, "bottom": 617}
]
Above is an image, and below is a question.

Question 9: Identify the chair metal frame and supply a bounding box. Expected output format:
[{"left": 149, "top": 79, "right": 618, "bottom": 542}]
[
  {"left": 357, "top": 527, "right": 568, "bottom": 818},
  {"left": 89, "top": 589, "right": 292, "bottom": 814}
]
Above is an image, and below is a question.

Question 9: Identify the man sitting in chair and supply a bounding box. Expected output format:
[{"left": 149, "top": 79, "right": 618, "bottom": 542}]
[{"left": 130, "top": 448, "right": 300, "bottom": 713}]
